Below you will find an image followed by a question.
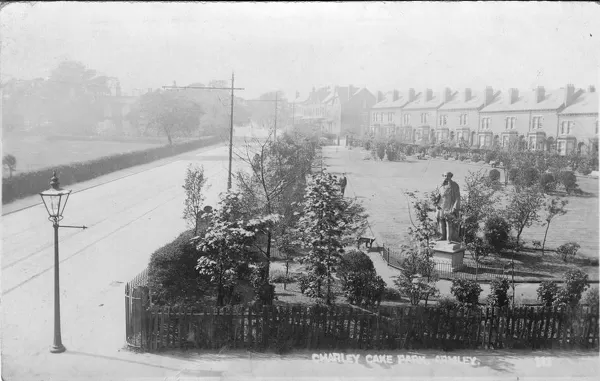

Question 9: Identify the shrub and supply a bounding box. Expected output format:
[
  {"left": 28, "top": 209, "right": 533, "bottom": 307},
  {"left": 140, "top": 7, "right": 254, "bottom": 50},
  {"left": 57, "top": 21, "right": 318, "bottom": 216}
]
[
  {"left": 458, "top": 154, "right": 467, "bottom": 161},
  {"left": 487, "top": 278, "right": 510, "bottom": 307},
  {"left": 437, "top": 295, "right": 458, "bottom": 310},
  {"left": 382, "top": 287, "right": 402, "bottom": 301},
  {"left": 579, "top": 165, "right": 592, "bottom": 176},
  {"left": 557, "top": 171, "right": 578, "bottom": 194},
  {"left": 443, "top": 154, "right": 450, "bottom": 160},
  {"left": 488, "top": 169, "right": 501, "bottom": 182},
  {"left": 148, "top": 230, "right": 211, "bottom": 305},
  {"left": 404, "top": 145, "right": 414, "bottom": 156},
  {"left": 537, "top": 281, "right": 559, "bottom": 306},
  {"left": 484, "top": 151, "right": 497, "bottom": 164},
  {"left": 554, "top": 269, "right": 590, "bottom": 307},
  {"left": 338, "top": 250, "right": 375, "bottom": 279},
  {"left": 517, "top": 167, "right": 540, "bottom": 188},
  {"left": 376, "top": 143, "right": 386, "bottom": 160},
  {"left": 582, "top": 286, "right": 599, "bottom": 309},
  {"left": 540, "top": 172, "right": 556, "bottom": 193},
  {"left": 269, "top": 270, "right": 297, "bottom": 284},
  {"left": 450, "top": 279, "right": 483, "bottom": 305},
  {"left": 2, "top": 136, "right": 221, "bottom": 204},
  {"left": 556, "top": 241, "right": 581, "bottom": 262},
  {"left": 386, "top": 143, "right": 399, "bottom": 161},
  {"left": 364, "top": 140, "right": 372, "bottom": 151},
  {"left": 2, "top": 154, "right": 16, "bottom": 177},
  {"left": 471, "top": 153, "right": 482, "bottom": 163},
  {"left": 483, "top": 215, "right": 511, "bottom": 253}
]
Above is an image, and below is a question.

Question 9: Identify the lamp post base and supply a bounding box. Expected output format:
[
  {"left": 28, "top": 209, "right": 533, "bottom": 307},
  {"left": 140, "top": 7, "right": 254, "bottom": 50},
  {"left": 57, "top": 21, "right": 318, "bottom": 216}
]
[{"left": 50, "top": 344, "right": 66, "bottom": 353}]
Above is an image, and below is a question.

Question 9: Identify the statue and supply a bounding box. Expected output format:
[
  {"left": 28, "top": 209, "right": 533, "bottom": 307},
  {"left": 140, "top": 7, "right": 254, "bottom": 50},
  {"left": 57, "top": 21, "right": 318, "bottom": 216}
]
[{"left": 434, "top": 172, "right": 461, "bottom": 243}]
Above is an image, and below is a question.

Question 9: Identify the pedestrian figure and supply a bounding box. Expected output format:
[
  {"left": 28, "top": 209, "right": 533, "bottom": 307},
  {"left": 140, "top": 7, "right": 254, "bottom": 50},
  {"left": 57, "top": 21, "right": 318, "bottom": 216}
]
[{"left": 339, "top": 173, "right": 347, "bottom": 196}]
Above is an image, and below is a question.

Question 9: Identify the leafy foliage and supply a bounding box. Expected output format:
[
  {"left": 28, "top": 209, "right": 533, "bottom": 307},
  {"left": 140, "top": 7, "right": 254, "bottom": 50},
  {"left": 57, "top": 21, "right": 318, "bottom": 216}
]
[
  {"left": 437, "top": 295, "right": 459, "bottom": 310},
  {"left": 294, "top": 172, "right": 367, "bottom": 304},
  {"left": 537, "top": 281, "right": 559, "bottom": 307},
  {"left": 483, "top": 215, "right": 511, "bottom": 253},
  {"left": 557, "top": 171, "right": 579, "bottom": 194},
  {"left": 2, "top": 154, "right": 16, "bottom": 177},
  {"left": 554, "top": 269, "right": 589, "bottom": 307},
  {"left": 539, "top": 172, "right": 556, "bottom": 193},
  {"left": 148, "top": 230, "right": 211, "bottom": 305},
  {"left": 582, "top": 286, "right": 599, "bottom": 309},
  {"left": 556, "top": 241, "right": 581, "bottom": 262},
  {"left": 450, "top": 279, "right": 483, "bottom": 306},
  {"left": 459, "top": 170, "right": 499, "bottom": 246},
  {"left": 182, "top": 164, "right": 208, "bottom": 235},
  {"left": 487, "top": 278, "right": 510, "bottom": 307},
  {"left": 540, "top": 197, "right": 568, "bottom": 254},
  {"left": 488, "top": 169, "right": 501, "bottom": 182}
]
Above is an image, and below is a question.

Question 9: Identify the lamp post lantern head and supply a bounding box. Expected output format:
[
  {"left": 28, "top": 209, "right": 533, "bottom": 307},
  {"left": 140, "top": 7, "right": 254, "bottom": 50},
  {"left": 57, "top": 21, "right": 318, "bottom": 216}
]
[{"left": 40, "top": 171, "right": 72, "bottom": 221}]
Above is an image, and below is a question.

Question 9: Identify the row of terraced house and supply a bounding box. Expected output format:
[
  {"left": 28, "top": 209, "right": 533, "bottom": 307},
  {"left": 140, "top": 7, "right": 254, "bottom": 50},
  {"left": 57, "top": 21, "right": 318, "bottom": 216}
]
[{"left": 367, "top": 84, "right": 598, "bottom": 156}]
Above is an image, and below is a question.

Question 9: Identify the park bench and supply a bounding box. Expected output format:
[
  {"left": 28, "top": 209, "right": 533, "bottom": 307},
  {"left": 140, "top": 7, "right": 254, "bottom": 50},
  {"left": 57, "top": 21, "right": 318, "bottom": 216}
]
[{"left": 357, "top": 236, "right": 376, "bottom": 249}]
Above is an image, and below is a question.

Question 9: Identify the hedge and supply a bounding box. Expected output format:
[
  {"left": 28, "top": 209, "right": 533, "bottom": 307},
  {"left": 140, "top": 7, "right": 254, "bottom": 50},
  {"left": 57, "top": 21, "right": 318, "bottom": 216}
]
[{"left": 2, "top": 135, "right": 223, "bottom": 204}]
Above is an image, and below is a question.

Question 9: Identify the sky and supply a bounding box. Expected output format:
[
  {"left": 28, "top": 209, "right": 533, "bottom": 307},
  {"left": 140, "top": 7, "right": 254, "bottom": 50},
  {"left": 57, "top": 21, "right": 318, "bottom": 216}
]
[{"left": 1, "top": 2, "right": 599, "bottom": 100}]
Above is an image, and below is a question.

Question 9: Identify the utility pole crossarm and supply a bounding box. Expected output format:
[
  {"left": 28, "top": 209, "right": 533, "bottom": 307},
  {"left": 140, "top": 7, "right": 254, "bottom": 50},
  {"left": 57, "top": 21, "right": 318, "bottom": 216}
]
[{"left": 162, "top": 86, "right": 245, "bottom": 91}]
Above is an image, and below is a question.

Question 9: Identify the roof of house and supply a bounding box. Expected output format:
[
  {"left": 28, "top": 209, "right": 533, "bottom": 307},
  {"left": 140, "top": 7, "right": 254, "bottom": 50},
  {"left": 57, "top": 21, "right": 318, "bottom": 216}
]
[
  {"left": 402, "top": 91, "right": 444, "bottom": 110},
  {"left": 438, "top": 91, "right": 487, "bottom": 111},
  {"left": 560, "top": 91, "right": 599, "bottom": 115},
  {"left": 299, "top": 87, "right": 331, "bottom": 104},
  {"left": 372, "top": 91, "right": 412, "bottom": 109},
  {"left": 480, "top": 88, "right": 572, "bottom": 113}
]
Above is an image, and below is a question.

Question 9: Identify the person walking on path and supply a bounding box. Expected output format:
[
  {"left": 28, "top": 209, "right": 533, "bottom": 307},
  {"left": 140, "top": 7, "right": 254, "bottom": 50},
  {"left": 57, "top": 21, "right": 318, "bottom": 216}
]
[{"left": 339, "top": 173, "right": 347, "bottom": 197}]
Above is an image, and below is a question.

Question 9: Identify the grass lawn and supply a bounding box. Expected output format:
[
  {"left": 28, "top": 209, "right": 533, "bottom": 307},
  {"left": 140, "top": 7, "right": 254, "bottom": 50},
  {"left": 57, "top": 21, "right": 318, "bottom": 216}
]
[
  {"left": 322, "top": 145, "right": 599, "bottom": 281},
  {"left": 2, "top": 135, "right": 163, "bottom": 177}
]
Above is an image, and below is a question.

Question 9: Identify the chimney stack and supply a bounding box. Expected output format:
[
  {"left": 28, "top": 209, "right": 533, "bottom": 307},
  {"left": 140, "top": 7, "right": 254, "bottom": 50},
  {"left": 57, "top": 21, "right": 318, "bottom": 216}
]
[
  {"left": 509, "top": 88, "right": 519, "bottom": 104},
  {"left": 393, "top": 89, "right": 399, "bottom": 102},
  {"left": 565, "top": 84, "right": 575, "bottom": 107},
  {"left": 536, "top": 86, "right": 545, "bottom": 103},
  {"left": 444, "top": 88, "right": 452, "bottom": 103},
  {"left": 377, "top": 91, "right": 384, "bottom": 103},
  {"left": 484, "top": 86, "right": 494, "bottom": 106},
  {"left": 424, "top": 88, "right": 433, "bottom": 102},
  {"left": 588, "top": 85, "right": 596, "bottom": 93},
  {"left": 464, "top": 88, "right": 472, "bottom": 102},
  {"left": 349, "top": 84, "right": 355, "bottom": 97},
  {"left": 408, "top": 88, "right": 416, "bottom": 102}
]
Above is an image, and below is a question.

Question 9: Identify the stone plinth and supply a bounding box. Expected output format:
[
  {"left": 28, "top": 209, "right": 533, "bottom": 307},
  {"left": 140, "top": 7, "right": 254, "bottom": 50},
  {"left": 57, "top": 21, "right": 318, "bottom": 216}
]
[{"left": 432, "top": 240, "right": 465, "bottom": 272}]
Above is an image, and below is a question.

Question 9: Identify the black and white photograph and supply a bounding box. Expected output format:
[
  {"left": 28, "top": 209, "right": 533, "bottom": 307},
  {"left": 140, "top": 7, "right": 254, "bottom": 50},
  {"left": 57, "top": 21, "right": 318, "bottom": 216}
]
[{"left": 1, "top": 2, "right": 599, "bottom": 380}]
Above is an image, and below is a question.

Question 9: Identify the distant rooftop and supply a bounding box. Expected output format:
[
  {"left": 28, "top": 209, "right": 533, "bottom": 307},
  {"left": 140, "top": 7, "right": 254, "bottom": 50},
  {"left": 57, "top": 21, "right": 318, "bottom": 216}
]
[
  {"left": 480, "top": 88, "right": 571, "bottom": 113},
  {"left": 403, "top": 91, "right": 444, "bottom": 110},
  {"left": 438, "top": 91, "right": 488, "bottom": 111},
  {"left": 560, "top": 91, "right": 599, "bottom": 115}
]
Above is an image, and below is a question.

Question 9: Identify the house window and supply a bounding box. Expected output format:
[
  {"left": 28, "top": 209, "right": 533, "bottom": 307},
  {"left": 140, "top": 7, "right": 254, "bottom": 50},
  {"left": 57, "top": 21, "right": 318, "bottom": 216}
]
[
  {"left": 372, "top": 113, "right": 376, "bottom": 122},
  {"left": 532, "top": 116, "right": 543, "bottom": 130},
  {"left": 388, "top": 112, "right": 394, "bottom": 123},
  {"left": 595, "top": 120, "right": 598, "bottom": 134},
  {"left": 505, "top": 117, "right": 516, "bottom": 130},
  {"left": 479, "top": 135, "right": 486, "bottom": 147},
  {"left": 459, "top": 114, "right": 468, "bottom": 126},
  {"left": 560, "top": 121, "right": 575, "bottom": 135},
  {"left": 529, "top": 136, "right": 536, "bottom": 150},
  {"left": 439, "top": 115, "right": 447, "bottom": 126},
  {"left": 480, "top": 117, "right": 491, "bottom": 131},
  {"left": 403, "top": 114, "right": 411, "bottom": 125},
  {"left": 421, "top": 113, "right": 429, "bottom": 124}
]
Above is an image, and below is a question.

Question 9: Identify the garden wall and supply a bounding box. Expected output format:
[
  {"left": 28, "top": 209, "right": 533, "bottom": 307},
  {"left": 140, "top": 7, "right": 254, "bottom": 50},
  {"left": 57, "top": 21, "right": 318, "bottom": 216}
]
[{"left": 2, "top": 136, "right": 223, "bottom": 204}]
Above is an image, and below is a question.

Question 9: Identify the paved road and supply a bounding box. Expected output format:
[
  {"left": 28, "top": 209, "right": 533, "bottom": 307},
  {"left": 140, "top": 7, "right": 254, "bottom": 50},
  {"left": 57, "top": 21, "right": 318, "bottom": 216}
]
[{"left": 0, "top": 132, "right": 265, "bottom": 379}]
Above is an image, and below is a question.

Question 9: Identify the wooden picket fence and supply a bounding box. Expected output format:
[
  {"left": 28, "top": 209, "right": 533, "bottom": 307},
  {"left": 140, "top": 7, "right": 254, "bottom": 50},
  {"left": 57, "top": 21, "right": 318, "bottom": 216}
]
[{"left": 125, "top": 285, "right": 599, "bottom": 352}]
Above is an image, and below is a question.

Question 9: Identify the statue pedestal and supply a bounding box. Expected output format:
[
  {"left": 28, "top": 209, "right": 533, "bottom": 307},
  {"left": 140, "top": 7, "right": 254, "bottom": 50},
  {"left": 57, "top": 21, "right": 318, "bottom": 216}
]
[{"left": 432, "top": 240, "right": 465, "bottom": 272}]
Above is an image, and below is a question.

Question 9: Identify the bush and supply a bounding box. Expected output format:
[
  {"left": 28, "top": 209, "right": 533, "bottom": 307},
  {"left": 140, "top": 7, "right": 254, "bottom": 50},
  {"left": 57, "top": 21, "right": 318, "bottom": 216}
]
[
  {"left": 2, "top": 136, "right": 222, "bottom": 204},
  {"left": 556, "top": 241, "right": 581, "bottom": 262},
  {"left": 516, "top": 167, "right": 540, "bottom": 188},
  {"left": 483, "top": 215, "right": 511, "bottom": 253},
  {"left": 376, "top": 143, "right": 386, "bottom": 160},
  {"left": 579, "top": 165, "right": 592, "bottom": 176},
  {"left": 404, "top": 145, "right": 414, "bottom": 156},
  {"left": 487, "top": 278, "right": 510, "bottom": 307},
  {"left": 148, "top": 230, "right": 211, "bottom": 305},
  {"left": 364, "top": 140, "right": 372, "bottom": 151},
  {"left": 386, "top": 143, "right": 399, "bottom": 161},
  {"left": 437, "top": 295, "right": 458, "bottom": 310},
  {"left": 471, "top": 153, "right": 482, "bottom": 163},
  {"left": 443, "top": 154, "right": 450, "bottom": 160},
  {"left": 488, "top": 169, "right": 501, "bottom": 182},
  {"left": 382, "top": 287, "right": 402, "bottom": 301},
  {"left": 484, "top": 151, "right": 497, "bottom": 164},
  {"left": 269, "top": 270, "right": 297, "bottom": 284},
  {"left": 540, "top": 172, "right": 556, "bottom": 193},
  {"left": 450, "top": 279, "right": 483, "bottom": 305},
  {"left": 582, "top": 286, "right": 599, "bottom": 309},
  {"left": 537, "top": 281, "right": 559, "bottom": 306},
  {"left": 338, "top": 250, "right": 375, "bottom": 279},
  {"left": 554, "top": 269, "right": 590, "bottom": 307},
  {"left": 557, "top": 171, "right": 579, "bottom": 194},
  {"left": 344, "top": 274, "right": 386, "bottom": 308},
  {"left": 458, "top": 154, "right": 467, "bottom": 161}
]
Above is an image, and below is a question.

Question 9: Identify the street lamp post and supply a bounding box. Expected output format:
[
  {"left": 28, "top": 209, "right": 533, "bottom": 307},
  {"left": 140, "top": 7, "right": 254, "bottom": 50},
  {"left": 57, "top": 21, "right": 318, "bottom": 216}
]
[{"left": 39, "top": 171, "right": 87, "bottom": 353}]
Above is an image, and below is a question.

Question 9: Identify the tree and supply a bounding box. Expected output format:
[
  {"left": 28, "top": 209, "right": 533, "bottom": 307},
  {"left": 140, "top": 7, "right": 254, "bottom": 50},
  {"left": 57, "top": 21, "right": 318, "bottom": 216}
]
[
  {"left": 2, "top": 154, "right": 16, "bottom": 177},
  {"left": 504, "top": 186, "right": 545, "bottom": 306},
  {"left": 541, "top": 197, "right": 568, "bottom": 255},
  {"left": 194, "top": 191, "right": 280, "bottom": 306},
  {"left": 458, "top": 170, "right": 499, "bottom": 246},
  {"left": 235, "top": 131, "right": 316, "bottom": 280},
  {"left": 139, "top": 90, "right": 204, "bottom": 144},
  {"left": 44, "top": 61, "right": 113, "bottom": 135},
  {"left": 182, "top": 164, "right": 208, "bottom": 235},
  {"left": 294, "top": 172, "right": 367, "bottom": 305},
  {"left": 556, "top": 241, "right": 581, "bottom": 262}
]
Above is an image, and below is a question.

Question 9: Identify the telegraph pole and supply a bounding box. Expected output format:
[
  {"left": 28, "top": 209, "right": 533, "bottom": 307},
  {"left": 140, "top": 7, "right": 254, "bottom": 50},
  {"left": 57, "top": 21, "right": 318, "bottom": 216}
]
[
  {"left": 248, "top": 92, "right": 281, "bottom": 141},
  {"left": 162, "top": 73, "right": 244, "bottom": 191}
]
